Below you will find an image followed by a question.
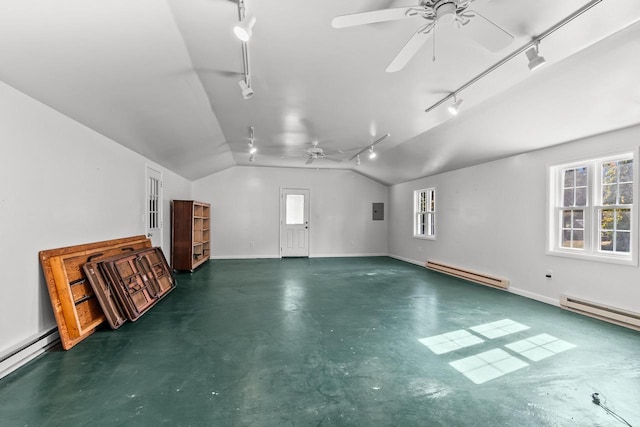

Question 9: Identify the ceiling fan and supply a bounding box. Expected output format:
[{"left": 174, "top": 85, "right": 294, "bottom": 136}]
[
  {"left": 331, "top": 0, "right": 514, "bottom": 72},
  {"left": 285, "top": 141, "right": 344, "bottom": 165}
]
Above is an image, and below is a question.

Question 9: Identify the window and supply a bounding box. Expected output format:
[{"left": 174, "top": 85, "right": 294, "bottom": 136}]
[
  {"left": 285, "top": 194, "right": 305, "bottom": 225},
  {"left": 414, "top": 188, "right": 436, "bottom": 239},
  {"left": 549, "top": 152, "right": 637, "bottom": 264}
]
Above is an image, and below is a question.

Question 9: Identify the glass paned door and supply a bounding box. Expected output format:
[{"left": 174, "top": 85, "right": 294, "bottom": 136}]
[{"left": 280, "top": 189, "right": 310, "bottom": 257}]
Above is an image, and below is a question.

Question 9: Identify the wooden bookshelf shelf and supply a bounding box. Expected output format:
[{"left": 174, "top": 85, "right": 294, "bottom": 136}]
[{"left": 171, "top": 200, "right": 211, "bottom": 271}]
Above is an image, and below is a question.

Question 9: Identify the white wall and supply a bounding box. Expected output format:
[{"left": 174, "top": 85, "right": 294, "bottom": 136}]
[
  {"left": 389, "top": 125, "right": 640, "bottom": 313},
  {"left": 193, "top": 166, "right": 389, "bottom": 258},
  {"left": 0, "top": 81, "right": 191, "bottom": 356}
]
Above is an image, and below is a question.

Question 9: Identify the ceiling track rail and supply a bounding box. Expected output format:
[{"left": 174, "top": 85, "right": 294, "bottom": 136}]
[
  {"left": 424, "top": 0, "right": 603, "bottom": 113},
  {"left": 237, "top": 0, "right": 251, "bottom": 86},
  {"left": 348, "top": 134, "right": 390, "bottom": 161}
]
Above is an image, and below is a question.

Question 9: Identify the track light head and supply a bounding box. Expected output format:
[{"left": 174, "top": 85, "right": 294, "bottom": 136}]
[
  {"left": 234, "top": 15, "right": 256, "bottom": 42},
  {"left": 368, "top": 146, "right": 377, "bottom": 159},
  {"left": 448, "top": 96, "right": 463, "bottom": 115},
  {"left": 238, "top": 80, "right": 254, "bottom": 99},
  {"left": 248, "top": 139, "right": 257, "bottom": 154},
  {"left": 355, "top": 155, "right": 361, "bottom": 166},
  {"left": 526, "top": 44, "right": 546, "bottom": 71}
]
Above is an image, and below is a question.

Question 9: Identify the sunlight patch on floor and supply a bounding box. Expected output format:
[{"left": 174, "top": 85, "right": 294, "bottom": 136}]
[
  {"left": 449, "top": 348, "right": 529, "bottom": 384},
  {"left": 418, "top": 330, "right": 484, "bottom": 355},
  {"left": 419, "top": 320, "right": 577, "bottom": 385},
  {"left": 469, "top": 319, "right": 530, "bottom": 339},
  {"left": 505, "top": 334, "right": 576, "bottom": 361}
]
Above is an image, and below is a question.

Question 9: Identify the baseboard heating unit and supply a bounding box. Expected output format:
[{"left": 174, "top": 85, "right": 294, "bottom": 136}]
[
  {"left": 425, "top": 261, "right": 509, "bottom": 290},
  {"left": 560, "top": 295, "right": 640, "bottom": 331},
  {"left": 0, "top": 328, "right": 59, "bottom": 379}
]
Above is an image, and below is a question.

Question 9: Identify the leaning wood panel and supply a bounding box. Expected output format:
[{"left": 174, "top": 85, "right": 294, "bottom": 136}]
[{"left": 39, "top": 235, "right": 151, "bottom": 350}]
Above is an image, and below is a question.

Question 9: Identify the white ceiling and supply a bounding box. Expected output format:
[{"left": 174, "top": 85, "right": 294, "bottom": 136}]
[{"left": 1, "top": 0, "right": 639, "bottom": 184}]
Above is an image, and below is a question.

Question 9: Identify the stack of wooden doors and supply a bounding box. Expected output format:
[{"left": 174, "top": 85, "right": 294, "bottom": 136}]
[{"left": 40, "top": 236, "right": 176, "bottom": 350}]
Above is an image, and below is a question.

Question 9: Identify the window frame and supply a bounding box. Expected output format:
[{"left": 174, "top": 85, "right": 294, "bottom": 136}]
[
  {"left": 547, "top": 150, "right": 638, "bottom": 266},
  {"left": 414, "top": 187, "right": 436, "bottom": 240}
]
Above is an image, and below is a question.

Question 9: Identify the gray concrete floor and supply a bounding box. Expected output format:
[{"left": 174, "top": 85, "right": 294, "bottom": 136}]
[{"left": 1, "top": 257, "right": 638, "bottom": 426}]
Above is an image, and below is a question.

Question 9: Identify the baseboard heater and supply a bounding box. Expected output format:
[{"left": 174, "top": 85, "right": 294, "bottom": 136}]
[
  {"left": 425, "top": 261, "right": 509, "bottom": 290},
  {"left": 560, "top": 295, "right": 640, "bottom": 331},
  {"left": 0, "top": 328, "right": 59, "bottom": 379}
]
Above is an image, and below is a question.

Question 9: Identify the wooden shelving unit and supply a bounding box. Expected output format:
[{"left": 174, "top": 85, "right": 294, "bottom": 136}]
[{"left": 171, "top": 200, "right": 211, "bottom": 271}]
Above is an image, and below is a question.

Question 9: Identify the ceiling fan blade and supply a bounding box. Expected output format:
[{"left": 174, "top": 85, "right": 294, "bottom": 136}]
[
  {"left": 305, "top": 157, "right": 314, "bottom": 165},
  {"left": 461, "top": 10, "right": 514, "bottom": 52},
  {"left": 332, "top": 7, "right": 418, "bottom": 28},
  {"left": 323, "top": 157, "right": 344, "bottom": 163},
  {"left": 386, "top": 24, "right": 434, "bottom": 73}
]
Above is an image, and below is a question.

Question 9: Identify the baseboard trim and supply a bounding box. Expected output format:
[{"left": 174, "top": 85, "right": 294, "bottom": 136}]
[
  {"left": 388, "top": 254, "right": 424, "bottom": 266},
  {"left": 210, "top": 255, "right": 280, "bottom": 260},
  {"left": 211, "top": 253, "right": 389, "bottom": 260},
  {"left": 389, "top": 255, "right": 561, "bottom": 307},
  {"left": 1, "top": 328, "right": 59, "bottom": 379},
  {"left": 312, "top": 253, "right": 388, "bottom": 258},
  {"left": 507, "top": 287, "right": 560, "bottom": 307}
]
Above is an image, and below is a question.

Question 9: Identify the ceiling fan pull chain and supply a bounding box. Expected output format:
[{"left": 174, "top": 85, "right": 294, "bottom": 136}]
[{"left": 432, "top": 24, "right": 437, "bottom": 62}]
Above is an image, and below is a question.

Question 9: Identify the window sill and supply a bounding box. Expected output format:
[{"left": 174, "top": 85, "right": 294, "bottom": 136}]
[
  {"left": 546, "top": 249, "right": 638, "bottom": 266},
  {"left": 414, "top": 235, "right": 436, "bottom": 241}
]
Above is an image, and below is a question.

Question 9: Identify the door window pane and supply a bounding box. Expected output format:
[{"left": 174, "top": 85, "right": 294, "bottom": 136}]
[
  {"left": 148, "top": 176, "right": 160, "bottom": 229},
  {"left": 286, "top": 194, "right": 305, "bottom": 225}
]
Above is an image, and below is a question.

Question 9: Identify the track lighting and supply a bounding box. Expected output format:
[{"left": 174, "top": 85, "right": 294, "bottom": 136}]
[
  {"left": 348, "top": 134, "right": 389, "bottom": 163},
  {"left": 238, "top": 79, "right": 254, "bottom": 99},
  {"left": 447, "top": 95, "right": 463, "bottom": 115},
  {"left": 425, "top": 2, "right": 601, "bottom": 114},
  {"left": 526, "top": 42, "right": 546, "bottom": 71},
  {"left": 234, "top": 15, "right": 256, "bottom": 42},
  {"left": 235, "top": 0, "right": 255, "bottom": 99},
  {"left": 247, "top": 126, "right": 257, "bottom": 159}
]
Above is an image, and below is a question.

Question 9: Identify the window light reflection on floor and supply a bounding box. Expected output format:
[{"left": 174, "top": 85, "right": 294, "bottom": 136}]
[
  {"left": 449, "top": 348, "right": 529, "bottom": 384},
  {"left": 469, "top": 319, "right": 530, "bottom": 339},
  {"left": 418, "top": 330, "right": 484, "bottom": 355},
  {"left": 505, "top": 333, "right": 576, "bottom": 361}
]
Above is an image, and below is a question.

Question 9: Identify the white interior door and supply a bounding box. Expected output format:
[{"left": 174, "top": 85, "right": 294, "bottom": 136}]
[
  {"left": 280, "top": 188, "right": 310, "bottom": 257},
  {"left": 145, "top": 166, "right": 163, "bottom": 248}
]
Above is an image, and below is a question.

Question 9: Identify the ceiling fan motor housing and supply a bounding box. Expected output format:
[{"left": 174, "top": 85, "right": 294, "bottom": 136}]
[{"left": 435, "top": 1, "right": 457, "bottom": 23}]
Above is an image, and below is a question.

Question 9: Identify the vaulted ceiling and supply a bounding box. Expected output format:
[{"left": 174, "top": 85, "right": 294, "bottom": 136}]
[{"left": 1, "top": 0, "right": 639, "bottom": 184}]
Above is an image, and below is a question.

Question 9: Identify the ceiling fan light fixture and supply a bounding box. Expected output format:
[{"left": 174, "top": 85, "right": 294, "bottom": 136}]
[
  {"left": 234, "top": 15, "right": 256, "bottom": 42},
  {"left": 447, "top": 96, "right": 463, "bottom": 115},
  {"left": 248, "top": 142, "right": 257, "bottom": 155},
  {"left": 249, "top": 154, "right": 255, "bottom": 162},
  {"left": 369, "top": 146, "right": 377, "bottom": 159},
  {"left": 238, "top": 79, "right": 254, "bottom": 99},
  {"left": 526, "top": 43, "right": 546, "bottom": 71}
]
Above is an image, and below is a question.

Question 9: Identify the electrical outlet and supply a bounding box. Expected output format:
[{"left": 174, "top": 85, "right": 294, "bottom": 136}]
[{"left": 545, "top": 270, "right": 552, "bottom": 279}]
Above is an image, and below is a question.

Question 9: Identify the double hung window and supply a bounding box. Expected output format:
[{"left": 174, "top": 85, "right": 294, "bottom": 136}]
[
  {"left": 549, "top": 152, "right": 636, "bottom": 264},
  {"left": 414, "top": 188, "right": 436, "bottom": 239}
]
